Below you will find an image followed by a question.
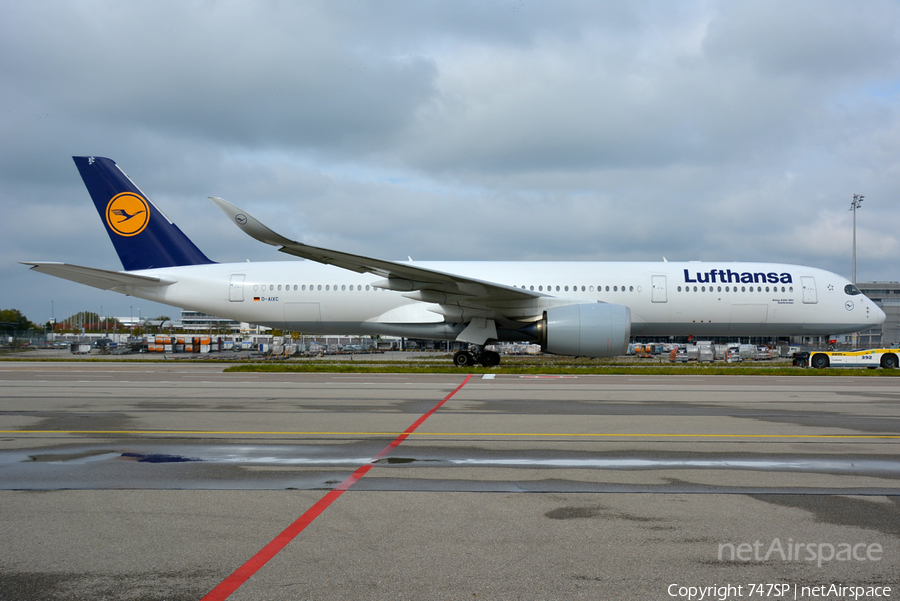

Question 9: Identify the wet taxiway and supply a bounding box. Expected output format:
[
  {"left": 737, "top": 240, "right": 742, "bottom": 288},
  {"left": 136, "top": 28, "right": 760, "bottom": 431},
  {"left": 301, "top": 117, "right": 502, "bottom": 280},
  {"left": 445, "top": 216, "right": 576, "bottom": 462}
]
[{"left": 0, "top": 362, "right": 898, "bottom": 599}]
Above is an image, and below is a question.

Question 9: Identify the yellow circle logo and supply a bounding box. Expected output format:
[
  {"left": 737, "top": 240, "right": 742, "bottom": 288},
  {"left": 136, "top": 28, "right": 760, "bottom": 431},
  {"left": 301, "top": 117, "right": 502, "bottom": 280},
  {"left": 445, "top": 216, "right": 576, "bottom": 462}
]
[{"left": 106, "top": 192, "right": 150, "bottom": 236}]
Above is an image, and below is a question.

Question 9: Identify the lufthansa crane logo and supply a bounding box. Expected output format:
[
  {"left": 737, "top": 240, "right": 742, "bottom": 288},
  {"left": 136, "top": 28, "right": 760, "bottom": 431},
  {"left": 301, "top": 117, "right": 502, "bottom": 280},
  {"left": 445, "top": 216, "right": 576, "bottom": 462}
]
[{"left": 105, "top": 192, "right": 150, "bottom": 236}]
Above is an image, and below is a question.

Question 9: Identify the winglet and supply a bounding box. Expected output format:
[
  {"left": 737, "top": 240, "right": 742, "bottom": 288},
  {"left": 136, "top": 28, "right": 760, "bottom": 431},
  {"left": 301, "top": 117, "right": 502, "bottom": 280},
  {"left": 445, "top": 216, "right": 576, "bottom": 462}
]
[{"left": 208, "top": 197, "right": 296, "bottom": 248}]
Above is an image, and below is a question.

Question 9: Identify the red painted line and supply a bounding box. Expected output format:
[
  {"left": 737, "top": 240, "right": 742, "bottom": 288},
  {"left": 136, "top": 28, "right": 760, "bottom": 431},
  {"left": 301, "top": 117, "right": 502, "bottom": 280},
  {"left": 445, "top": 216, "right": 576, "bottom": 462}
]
[{"left": 201, "top": 374, "right": 472, "bottom": 601}]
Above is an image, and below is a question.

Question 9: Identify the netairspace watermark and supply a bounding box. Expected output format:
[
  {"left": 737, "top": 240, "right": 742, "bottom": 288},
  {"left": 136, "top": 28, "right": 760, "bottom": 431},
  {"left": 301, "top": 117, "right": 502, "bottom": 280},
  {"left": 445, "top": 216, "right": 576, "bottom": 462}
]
[
  {"left": 718, "top": 538, "right": 883, "bottom": 568},
  {"left": 667, "top": 583, "right": 892, "bottom": 600}
]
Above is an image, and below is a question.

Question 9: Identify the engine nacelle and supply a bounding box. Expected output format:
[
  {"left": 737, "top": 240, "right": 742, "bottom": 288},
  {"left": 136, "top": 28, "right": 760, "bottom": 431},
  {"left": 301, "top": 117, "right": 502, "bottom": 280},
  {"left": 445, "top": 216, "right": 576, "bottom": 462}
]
[{"left": 535, "top": 303, "right": 631, "bottom": 358}]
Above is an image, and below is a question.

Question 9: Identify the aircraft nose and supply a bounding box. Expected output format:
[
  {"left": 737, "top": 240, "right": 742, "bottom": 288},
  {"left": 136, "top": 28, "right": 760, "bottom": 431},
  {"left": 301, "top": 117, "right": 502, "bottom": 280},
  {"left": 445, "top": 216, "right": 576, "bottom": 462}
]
[{"left": 873, "top": 302, "right": 886, "bottom": 325}]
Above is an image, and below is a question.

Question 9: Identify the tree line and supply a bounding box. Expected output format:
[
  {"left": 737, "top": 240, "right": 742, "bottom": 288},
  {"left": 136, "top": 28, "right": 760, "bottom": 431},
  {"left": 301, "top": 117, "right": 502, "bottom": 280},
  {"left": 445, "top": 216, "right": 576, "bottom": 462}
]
[{"left": 0, "top": 309, "right": 170, "bottom": 334}]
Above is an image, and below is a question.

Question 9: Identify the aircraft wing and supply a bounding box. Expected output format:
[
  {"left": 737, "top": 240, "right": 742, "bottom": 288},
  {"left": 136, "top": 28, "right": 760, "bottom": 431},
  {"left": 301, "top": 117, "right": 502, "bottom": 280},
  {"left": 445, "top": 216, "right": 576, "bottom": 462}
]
[
  {"left": 209, "top": 197, "right": 542, "bottom": 321},
  {"left": 21, "top": 262, "right": 172, "bottom": 292}
]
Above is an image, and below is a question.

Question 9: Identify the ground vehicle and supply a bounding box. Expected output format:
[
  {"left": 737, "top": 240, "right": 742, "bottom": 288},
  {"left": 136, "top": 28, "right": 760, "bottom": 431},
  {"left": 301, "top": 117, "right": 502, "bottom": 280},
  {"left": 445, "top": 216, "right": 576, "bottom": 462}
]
[{"left": 806, "top": 349, "right": 899, "bottom": 369}]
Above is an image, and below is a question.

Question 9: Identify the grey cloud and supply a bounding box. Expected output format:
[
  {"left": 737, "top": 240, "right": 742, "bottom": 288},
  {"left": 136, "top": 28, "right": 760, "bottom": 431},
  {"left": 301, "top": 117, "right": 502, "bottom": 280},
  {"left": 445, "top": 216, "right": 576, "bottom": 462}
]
[{"left": 2, "top": 0, "right": 899, "bottom": 322}]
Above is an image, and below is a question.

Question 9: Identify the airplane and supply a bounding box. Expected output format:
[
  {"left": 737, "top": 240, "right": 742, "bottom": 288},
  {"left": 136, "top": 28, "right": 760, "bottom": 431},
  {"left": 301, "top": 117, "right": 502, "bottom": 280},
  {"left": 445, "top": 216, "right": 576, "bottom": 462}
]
[{"left": 23, "top": 156, "right": 886, "bottom": 367}]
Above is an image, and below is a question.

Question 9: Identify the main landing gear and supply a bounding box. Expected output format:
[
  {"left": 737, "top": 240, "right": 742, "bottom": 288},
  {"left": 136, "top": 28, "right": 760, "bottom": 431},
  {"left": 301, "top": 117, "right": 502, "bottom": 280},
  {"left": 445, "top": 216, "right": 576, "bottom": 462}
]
[{"left": 453, "top": 346, "right": 501, "bottom": 367}]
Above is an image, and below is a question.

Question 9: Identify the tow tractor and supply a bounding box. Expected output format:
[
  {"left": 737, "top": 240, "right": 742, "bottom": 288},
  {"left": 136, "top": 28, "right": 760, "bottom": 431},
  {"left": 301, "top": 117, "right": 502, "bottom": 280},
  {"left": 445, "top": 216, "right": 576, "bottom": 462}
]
[{"left": 805, "top": 348, "right": 899, "bottom": 369}]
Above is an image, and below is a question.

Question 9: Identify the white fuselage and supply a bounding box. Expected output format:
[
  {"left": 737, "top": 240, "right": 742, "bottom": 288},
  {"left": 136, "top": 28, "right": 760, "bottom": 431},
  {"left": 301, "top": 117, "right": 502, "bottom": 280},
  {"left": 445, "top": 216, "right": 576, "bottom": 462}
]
[{"left": 124, "top": 260, "right": 884, "bottom": 339}]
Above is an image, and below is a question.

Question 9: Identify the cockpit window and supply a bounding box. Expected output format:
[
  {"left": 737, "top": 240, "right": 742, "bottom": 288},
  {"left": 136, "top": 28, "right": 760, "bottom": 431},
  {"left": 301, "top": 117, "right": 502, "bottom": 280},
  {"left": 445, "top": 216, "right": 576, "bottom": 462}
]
[{"left": 844, "top": 284, "right": 862, "bottom": 296}]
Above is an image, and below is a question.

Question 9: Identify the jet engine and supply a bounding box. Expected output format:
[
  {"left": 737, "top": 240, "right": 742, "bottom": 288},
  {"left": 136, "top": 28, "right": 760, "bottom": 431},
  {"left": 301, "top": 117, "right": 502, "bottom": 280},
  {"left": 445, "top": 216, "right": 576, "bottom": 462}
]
[{"left": 533, "top": 303, "right": 631, "bottom": 358}]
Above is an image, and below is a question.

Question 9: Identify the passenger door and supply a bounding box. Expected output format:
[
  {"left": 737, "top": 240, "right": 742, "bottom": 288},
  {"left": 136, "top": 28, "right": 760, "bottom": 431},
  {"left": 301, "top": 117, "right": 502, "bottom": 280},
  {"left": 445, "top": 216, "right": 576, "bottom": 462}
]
[
  {"left": 229, "top": 274, "right": 245, "bottom": 302},
  {"left": 801, "top": 276, "right": 817, "bottom": 304},
  {"left": 651, "top": 275, "right": 667, "bottom": 303}
]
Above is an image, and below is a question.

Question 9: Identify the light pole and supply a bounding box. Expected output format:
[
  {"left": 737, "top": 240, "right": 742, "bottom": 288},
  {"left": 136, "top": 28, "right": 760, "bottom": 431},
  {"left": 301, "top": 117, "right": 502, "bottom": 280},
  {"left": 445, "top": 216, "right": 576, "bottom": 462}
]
[{"left": 850, "top": 193, "right": 864, "bottom": 284}]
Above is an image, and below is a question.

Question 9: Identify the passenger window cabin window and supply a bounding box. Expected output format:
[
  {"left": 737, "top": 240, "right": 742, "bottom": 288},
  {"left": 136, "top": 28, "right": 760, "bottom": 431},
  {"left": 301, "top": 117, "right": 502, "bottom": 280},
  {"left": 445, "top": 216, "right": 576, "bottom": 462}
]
[{"left": 629, "top": 286, "right": 634, "bottom": 292}]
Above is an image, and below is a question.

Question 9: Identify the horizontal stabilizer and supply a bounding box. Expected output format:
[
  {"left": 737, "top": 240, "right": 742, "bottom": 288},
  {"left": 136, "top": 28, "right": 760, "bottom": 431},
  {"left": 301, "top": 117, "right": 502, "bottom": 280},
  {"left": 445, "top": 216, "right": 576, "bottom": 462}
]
[{"left": 21, "top": 262, "right": 172, "bottom": 291}]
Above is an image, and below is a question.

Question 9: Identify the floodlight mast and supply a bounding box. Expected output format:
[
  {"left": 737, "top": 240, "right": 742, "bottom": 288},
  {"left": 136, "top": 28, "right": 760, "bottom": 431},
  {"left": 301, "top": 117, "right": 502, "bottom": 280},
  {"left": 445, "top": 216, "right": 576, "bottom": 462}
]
[{"left": 850, "top": 193, "right": 864, "bottom": 284}]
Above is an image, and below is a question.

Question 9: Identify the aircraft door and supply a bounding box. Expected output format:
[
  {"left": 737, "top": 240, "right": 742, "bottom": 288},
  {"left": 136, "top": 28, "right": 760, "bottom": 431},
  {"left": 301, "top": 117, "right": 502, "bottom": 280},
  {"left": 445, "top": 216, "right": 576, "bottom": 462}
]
[
  {"left": 229, "top": 274, "right": 245, "bottom": 302},
  {"left": 651, "top": 275, "right": 667, "bottom": 303},
  {"left": 801, "top": 276, "right": 817, "bottom": 304}
]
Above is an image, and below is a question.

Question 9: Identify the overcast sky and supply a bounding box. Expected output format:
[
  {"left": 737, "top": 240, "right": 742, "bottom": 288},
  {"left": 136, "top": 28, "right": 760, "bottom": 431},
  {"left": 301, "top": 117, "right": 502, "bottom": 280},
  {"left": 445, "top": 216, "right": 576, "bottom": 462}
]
[{"left": 2, "top": 0, "right": 899, "bottom": 324}]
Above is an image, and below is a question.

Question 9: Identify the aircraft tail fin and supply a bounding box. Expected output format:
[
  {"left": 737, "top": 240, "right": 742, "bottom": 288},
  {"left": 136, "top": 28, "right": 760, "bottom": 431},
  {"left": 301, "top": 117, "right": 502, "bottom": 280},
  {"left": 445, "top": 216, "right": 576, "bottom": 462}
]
[{"left": 73, "top": 156, "right": 214, "bottom": 271}]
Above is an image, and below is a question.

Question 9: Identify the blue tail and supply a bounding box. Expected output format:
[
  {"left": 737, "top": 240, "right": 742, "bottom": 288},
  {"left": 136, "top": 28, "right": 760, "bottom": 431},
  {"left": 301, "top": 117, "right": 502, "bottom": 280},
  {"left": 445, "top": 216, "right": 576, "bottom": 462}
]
[{"left": 73, "top": 156, "right": 214, "bottom": 271}]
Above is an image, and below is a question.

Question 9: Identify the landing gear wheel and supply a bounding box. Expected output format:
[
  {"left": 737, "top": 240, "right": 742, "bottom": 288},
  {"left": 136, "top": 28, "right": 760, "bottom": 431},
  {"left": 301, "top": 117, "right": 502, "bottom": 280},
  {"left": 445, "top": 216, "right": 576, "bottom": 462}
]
[
  {"left": 479, "top": 350, "right": 501, "bottom": 367},
  {"left": 881, "top": 354, "right": 898, "bottom": 369},
  {"left": 811, "top": 353, "right": 829, "bottom": 369},
  {"left": 453, "top": 351, "right": 475, "bottom": 367}
]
